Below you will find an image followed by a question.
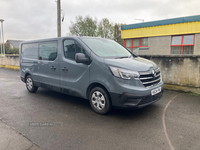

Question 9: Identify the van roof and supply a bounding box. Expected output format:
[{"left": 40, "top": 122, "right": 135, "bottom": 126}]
[
  {"left": 20, "top": 36, "right": 111, "bottom": 45},
  {"left": 20, "top": 36, "right": 75, "bottom": 44}
]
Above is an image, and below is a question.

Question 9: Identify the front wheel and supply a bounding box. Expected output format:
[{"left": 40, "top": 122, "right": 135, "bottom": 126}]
[
  {"left": 89, "top": 87, "right": 112, "bottom": 115},
  {"left": 26, "top": 75, "right": 38, "bottom": 93}
]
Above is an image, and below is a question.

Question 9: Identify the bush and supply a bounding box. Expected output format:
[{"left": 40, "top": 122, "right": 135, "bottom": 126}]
[
  {"left": 5, "top": 47, "right": 19, "bottom": 54},
  {"left": 0, "top": 43, "right": 19, "bottom": 54}
]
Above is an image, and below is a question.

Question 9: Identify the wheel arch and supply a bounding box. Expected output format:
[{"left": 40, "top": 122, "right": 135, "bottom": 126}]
[
  {"left": 86, "top": 82, "right": 111, "bottom": 102},
  {"left": 25, "top": 72, "right": 31, "bottom": 80}
]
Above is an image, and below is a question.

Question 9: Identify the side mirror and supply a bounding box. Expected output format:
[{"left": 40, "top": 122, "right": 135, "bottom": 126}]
[{"left": 75, "top": 53, "right": 90, "bottom": 64}]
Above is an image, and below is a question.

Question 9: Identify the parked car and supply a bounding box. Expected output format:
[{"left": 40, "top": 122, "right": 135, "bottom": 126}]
[{"left": 20, "top": 36, "right": 164, "bottom": 114}]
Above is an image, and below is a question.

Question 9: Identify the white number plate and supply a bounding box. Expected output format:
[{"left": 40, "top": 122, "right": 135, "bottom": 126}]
[{"left": 151, "top": 87, "right": 161, "bottom": 96}]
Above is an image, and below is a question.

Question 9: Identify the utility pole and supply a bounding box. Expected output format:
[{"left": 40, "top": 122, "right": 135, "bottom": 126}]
[
  {"left": 57, "top": 0, "right": 61, "bottom": 37},
  {"left": 0, "top": 19, "right": 5, "bottom": 56}
]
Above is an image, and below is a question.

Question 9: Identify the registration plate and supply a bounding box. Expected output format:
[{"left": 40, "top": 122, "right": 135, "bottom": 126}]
[{"left": 151, "top": 87, "right": 161, "bottom": 96}]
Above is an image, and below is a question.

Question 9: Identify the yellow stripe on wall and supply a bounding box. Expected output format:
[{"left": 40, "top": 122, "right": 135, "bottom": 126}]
[
  {"left": 121, "top": 21, "right": 200, "bottom": 39},
  {"left": 0, "top": 65, "right": 20, "bottom": 70}
]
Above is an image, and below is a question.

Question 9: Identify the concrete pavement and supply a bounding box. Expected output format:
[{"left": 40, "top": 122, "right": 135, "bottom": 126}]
[{"left": 0, "top": 119, "right": 40, "bottom": 150}]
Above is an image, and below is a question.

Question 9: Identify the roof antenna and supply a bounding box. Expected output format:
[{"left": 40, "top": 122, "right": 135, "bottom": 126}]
[{"left": 74, "top": 28, "right": 82, "bottom": 37}]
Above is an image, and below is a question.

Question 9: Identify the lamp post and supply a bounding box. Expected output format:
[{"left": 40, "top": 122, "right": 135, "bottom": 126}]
[{"left": 0, "top": 19, "right": 5, "bottom": 56}]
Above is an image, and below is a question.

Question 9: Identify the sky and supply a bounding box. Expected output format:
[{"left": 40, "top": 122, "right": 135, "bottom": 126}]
[{"left": 0, "top": 0, "right": 200, "bottom": 41}]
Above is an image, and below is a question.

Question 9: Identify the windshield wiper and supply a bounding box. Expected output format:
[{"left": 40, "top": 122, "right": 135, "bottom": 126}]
[{"left": 115, "top": 55, "right": 132, "bottom": 59}]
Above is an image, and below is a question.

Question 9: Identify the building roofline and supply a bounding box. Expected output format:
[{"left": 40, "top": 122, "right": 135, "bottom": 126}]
[
  {"left": 6, "top": 40, "right": 24, "bottom": 42},
  {"left": 121, "top": 15, "right": 200, "bottom": 30}
]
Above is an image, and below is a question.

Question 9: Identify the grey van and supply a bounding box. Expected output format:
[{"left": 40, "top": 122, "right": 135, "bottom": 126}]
[{"left": 20, "top": 37, "right": 164, "bottom": 114}]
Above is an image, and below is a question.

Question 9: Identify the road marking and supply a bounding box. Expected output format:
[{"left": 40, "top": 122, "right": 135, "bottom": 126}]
[{"left": 163, "top": 94, "right": 179, "bottom": 150}]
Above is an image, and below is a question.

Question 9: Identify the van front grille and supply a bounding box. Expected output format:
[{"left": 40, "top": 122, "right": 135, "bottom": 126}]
[{"left": 139, "top": 68, "right": 161, "bottom": 88}]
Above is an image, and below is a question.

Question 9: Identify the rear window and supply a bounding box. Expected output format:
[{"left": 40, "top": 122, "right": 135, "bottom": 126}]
[{"left": 21, "top": 43, "right": 38, "bottom": 59}]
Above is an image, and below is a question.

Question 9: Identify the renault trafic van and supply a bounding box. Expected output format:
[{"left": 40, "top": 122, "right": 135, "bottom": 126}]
[{"left": 20, "top": 37, "right": 163, "bottom": 114}]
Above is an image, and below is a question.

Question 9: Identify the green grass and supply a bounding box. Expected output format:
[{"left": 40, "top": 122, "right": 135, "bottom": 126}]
[{"left": 190, "top": 93, "right": 200, "bottom": 96}]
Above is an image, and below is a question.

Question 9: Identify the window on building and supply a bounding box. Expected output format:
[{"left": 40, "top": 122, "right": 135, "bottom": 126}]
[
  {"left": 124, "top": 38, "right": 148, "bottom": 54},
  {"left": 171, "top": 35, "right": 194, "bottom": 54}
]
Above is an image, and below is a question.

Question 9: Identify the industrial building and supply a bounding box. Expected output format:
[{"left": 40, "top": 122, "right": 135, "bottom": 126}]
[{"left": 121, "top": 15, "right": 200, "bottom": 55}]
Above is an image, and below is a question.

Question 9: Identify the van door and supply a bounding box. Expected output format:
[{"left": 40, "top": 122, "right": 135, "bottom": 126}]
[
  {"left": 38, "top": 41, "right": 60, "bottom": 91},
  {"left": 59, "top": 39, "right": 89, "bottom": 98}
]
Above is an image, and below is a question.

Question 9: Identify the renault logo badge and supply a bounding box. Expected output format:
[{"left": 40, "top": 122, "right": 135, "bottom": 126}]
[{"left": 152, "top": 69, "right": 156, "bottom": 78}]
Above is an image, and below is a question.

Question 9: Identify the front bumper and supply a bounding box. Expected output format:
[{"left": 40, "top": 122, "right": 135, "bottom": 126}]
[{"left": 110, "top": 87, "right": 163, "bottom": 108}]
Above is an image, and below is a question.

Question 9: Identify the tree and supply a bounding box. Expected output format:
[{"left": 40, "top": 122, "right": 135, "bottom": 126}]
[
  {"left": 68, "top": 15, "right": 125, "bottom": 45},
  {"left": 113, "top": 23, "right": 126, "bottom": 45},
  {"left": 97, "top": 18, "right": 114, "bottom": 39},
  {"left": 4, "top": 43, "right": 10, "bottom": 51},
  {"left": 69, "top": 15, "right": 98, "bottom": 36}
]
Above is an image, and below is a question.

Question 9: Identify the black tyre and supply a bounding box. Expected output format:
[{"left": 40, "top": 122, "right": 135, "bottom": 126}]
[
  {"left": 25, "top": 75, "right": 38, "bottom": 93},
  {"left": 89, "top": 87, "right": 112, "bottom": 115}
]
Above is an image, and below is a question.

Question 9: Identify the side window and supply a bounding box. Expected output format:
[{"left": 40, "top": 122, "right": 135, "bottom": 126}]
[
  {"left": 75, "top": 42, "right": 85, "bottom": 54},
  {"left": 63, "top": 40, "right": 85, "bottom": 60},
  {"left": 39, "top": 41, "right": 58, "bottom": 61},
  {"left": 63, "top": 40, "right": 76, "bottom": 60},
  {"left": 21, "top": 43, "right": 38, "bottom": 59}
]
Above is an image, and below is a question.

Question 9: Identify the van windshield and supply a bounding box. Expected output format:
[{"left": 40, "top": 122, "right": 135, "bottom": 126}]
[{"left": 81, "top": 38, "right": 132, "bottom": 58}]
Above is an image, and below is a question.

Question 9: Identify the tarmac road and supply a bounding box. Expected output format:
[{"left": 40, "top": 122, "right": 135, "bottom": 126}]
[{"left": 0, "top": 68, "right": 200, "bottom": 150}]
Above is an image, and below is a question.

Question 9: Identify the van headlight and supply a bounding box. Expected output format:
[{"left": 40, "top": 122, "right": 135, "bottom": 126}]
[{"left": 109, "top": 66, "right": 140, "bottom": 80}]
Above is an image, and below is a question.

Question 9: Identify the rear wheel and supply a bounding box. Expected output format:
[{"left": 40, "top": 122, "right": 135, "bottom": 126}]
[
  {"left": 26, "top": 75, "right": 38, "bottom": 93},
  {"left": 89, "top": 87, "right": 112, "bottom": 115}
]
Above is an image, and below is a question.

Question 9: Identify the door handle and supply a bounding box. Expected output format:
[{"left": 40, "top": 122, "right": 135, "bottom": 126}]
[
  {"left": 51, "top": 66, "right": 56, "bottom": 70},
  {"left": 62, "top": 67, "right": 68, "bottom": 71}
]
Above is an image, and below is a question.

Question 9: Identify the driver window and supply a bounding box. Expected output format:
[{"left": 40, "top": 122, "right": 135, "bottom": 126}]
[
  {"left": 75, "top": 42, "right": 85, "bottom": 54},
  {"left": 63, "top": 40, "right": 85, "bottom": 60}
]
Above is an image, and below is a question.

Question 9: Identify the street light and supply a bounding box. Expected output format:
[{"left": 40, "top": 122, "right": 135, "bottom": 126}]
[{"left": 0, "top": 19, "right": 5, "bottom": 56}]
